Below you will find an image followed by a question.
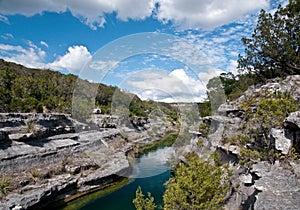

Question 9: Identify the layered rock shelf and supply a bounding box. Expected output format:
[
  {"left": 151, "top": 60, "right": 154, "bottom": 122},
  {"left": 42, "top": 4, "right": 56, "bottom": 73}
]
[
  {"left": 0, "top": 113, "right": 175, "bottom": 210},
  {"left": 187, "top": 75, "right": 300, "bottom": 209}
]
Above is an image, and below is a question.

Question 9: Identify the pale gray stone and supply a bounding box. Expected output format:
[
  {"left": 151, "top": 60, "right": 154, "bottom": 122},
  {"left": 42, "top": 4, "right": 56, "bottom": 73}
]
[{"left": 271, "top": 128, "right": 291, "bottom": 155}]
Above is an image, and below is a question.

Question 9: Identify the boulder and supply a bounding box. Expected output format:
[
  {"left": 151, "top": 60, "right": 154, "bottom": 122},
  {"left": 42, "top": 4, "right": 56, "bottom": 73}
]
[
  {"left": 284, "top": 111, "right": 300, "bottom": 153},
  {"left": 285, "top": 111, "right": 300, "bottom": 129},
  {"left": 271, "top": 128, "right": 291, "bottom": 155},
  {"left": 228, "top": 145, "right": 241, "bottom": 155},
  {"left": 239, "top": 173, "right": 253, "bottom": 185}
]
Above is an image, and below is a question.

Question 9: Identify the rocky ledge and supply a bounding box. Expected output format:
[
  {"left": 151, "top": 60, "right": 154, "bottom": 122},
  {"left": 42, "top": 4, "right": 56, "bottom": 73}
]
[
  {"left": 190, "top": 75, "right": 300, "bottom": 210},
  {"left": 0, "top": 113, "right": 175, "bottom": 210}
]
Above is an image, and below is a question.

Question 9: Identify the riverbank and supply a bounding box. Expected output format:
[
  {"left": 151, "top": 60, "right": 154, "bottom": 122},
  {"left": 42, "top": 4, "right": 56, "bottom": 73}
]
[
  {"left": 56, "top": 132, "right": 179, "bottom": 210},
  {"left": 60, "top": 147, "right": 174, "bottom": 210},
  {"left": 56, "top": 177, "right": 129, "bottom": 210},
  {"left": 0, "top": 113, "right": 178, "bottom": 210}
]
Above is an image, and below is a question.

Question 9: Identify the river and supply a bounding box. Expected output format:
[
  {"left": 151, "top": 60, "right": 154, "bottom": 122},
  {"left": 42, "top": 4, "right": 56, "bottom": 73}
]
[{"left": 60, "top": 146, "right": 175, "bottom": 210}]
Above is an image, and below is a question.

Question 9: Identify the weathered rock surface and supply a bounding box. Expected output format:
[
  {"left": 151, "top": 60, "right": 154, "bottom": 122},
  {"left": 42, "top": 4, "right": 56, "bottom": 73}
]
[
  {"left": 271, "top": 128, "right": 291, "bottom": 155},
  {"left": 252, "top": 161, "right": 300, "bottom": 210},
  {"left": 0, "top": 130, "right": 8, "bottom": 141},
  {"left": 284, "top": 111, "right": 300, "bottom": 153},
  {"left": 240, "top": 75, "right": 300, "bottom": 103},
  {"left": 0, "top": 113, "right": 132, "bottom": 209},
  {"left": 0, "top": 112, "right": 177, "bottom": 210},
  {"left": 285, "top": 111, "right": 300, "bottom": 129},
  {"left": 0, "top": 113, "right": 79, "bottom": 142},
  {"left": 205, "top": 76, "right": 300, "bottom": 209},
  {"left": 239, "top": 173, "right": 253, "bottom": 185},
  {"left": 218, "top": 75, "right": 300, "bottom": 121}
]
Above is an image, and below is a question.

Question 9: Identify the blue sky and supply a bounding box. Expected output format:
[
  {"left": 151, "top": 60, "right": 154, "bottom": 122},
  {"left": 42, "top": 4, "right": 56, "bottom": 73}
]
[{"left": 0, "top": 0, "right": 287, "bottom": 102}]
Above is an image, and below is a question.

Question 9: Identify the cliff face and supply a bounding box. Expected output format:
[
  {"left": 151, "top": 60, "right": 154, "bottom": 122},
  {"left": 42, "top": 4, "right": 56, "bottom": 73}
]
[
  {"left": 0, "top": 112, "right": 176, "bottom": 210},
  {"left": 194, "top": 75, "right": 300, "bottom": 210},
  {"left": 0, "top": 113, "right": 131, "bottom": 210}
]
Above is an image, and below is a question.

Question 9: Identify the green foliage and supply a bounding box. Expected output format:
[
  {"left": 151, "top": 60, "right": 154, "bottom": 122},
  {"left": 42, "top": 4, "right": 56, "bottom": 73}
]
[
  {"left": 158, "top": 102, "right": 179, "bottom": 122},
  {"left": 222, "top": 134, "right": 251, "bottom": 146},
  {"left": 129, "top": 96, "right": 147, "bottom": 118},
  {"left": 286, "top": 147, "right": 300, "bottom": 160},
  {"left": 238, "top": 0, "right": 300, "bottom": 79},
  {"left": 227, "top": 74, "right": 257, "bottom": 100},
  {"left": 0, "top": 177, "right": 12, "bottom": 199},
  {"left": 196, "top": 139, "right": 204, "bottom": 147},
  {"left": 133, "top": 186, "right": 157, "bottom": 210},
  {"left": 198, "top": 122, "right": 210, "bottom": 137},
  {"left": 254, "top": 92, "right": 296, "bottom": 126},
  {"left": 243, "top": 91, "right": 296, "bottom": 137},
  {"left": 218, "top": 72, "right": 237, "bottom": 96},
  {"left": 238, "top": 91, "right": 297, "bottom": 165},
  {"left": 206, "top": 73, "right": 257, "bottom": 101},
  {"left": 163, "top": 153, "right": 231, "bottom": 210},
  {"left": 197, "top": 101, "right": 212, "bottom": 117},
  {"left": 238, "top": 148, "right": 261, "bottom": 167},
  {"left": 26, "top": 121, "right": 37, "bottom": 133},
  {"left": 0, "top": 60, "right": 77, "bottom": 113}
]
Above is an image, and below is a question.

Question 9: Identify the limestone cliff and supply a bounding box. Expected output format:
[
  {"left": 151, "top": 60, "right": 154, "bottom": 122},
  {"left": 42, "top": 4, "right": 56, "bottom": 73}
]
[
  {"left": 0, "top": 112, "right": 176, "bottom": 210},
  {"left": 191, "top": 75, "right": 300, "bottom": 210}
]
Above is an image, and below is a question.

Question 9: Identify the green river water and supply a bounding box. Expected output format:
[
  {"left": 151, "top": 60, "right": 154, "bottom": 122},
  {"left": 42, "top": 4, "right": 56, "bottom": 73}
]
[{"left": 60, "top": 147, "right": 174, "bottom": 210}]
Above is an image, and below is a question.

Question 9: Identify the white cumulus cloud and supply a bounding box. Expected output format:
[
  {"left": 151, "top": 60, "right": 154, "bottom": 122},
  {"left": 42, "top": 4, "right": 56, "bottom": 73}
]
[
  {"left": 227, "top": 59, "right": 238, "bottom": 75},
  {"left": 49, "top": 45, "right": 92, "bottom": 73},
  {"left": 124, "top": 68, "right": 206, "bottom": 102},
  {"left": 0, "top": 42, "right": 92, "bottom": 73},
  {"left": 156, "top": 0, "right": 270, "bottom": 29},
  {"left": 0, "top": 0, "right": 270, "bottom": 30}
]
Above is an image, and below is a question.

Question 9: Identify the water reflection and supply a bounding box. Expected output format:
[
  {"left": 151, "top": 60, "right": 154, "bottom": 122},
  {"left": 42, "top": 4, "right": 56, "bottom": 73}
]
[{"left": 130, "top": 146, "right": 175, "bottom": 178}]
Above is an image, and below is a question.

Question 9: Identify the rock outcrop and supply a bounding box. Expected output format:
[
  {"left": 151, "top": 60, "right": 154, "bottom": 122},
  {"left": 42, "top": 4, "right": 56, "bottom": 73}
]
[
  {"left": 252, "top": 161, "right": 300, "bottom": 210},
  {"left": 196, "top": 75, "right": 300, "bottom": 209},
  {"left": 0, "top": 111, "right": 177, "bottom": 209},
  {"left": 0, "top": 113, "right": 131, "bottom": 209}
]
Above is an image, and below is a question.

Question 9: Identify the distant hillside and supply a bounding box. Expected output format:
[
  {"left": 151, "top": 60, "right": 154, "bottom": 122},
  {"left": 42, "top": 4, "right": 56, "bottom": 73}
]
[{"left": 0, "top": 59, "right": 178, "bottom": 122}]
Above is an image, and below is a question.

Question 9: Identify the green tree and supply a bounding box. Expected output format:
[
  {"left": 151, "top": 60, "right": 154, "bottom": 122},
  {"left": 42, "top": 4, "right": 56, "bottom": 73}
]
[
  {"left": 218, "top": 72, "right": 237, "bottom": 96},
  {"left": 133, "top": 186, "right": 157, "bottom": 210},
  {"left": 163, "top": 153, "right": 231, "bottom": 210},
  {"left": 238, "top": 0, "right": 300, "bottom": 79}
]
